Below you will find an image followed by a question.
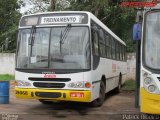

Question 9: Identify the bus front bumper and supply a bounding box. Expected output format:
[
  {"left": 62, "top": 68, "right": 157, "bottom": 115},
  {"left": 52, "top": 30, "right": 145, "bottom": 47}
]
[
  {"left": 15, "top": 88, "right": 91, "bottom": 102},
  {"left": 141, "top": 87, "right": 160, "bottom": 114}
]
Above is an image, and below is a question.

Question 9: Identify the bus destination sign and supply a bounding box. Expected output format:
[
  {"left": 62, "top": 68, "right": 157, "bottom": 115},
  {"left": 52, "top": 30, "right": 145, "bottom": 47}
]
[
  {"left": 20, "top": 13, "right": 88, "bottom": 27},
  {"left": 40, "top": 16, "right": 82, "bottom": 24}
]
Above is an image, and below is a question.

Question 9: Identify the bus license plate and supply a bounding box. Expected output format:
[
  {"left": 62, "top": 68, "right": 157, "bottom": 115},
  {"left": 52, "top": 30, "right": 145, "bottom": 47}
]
[{"left": 70, "top": 92, "right": 84, "bottom": 98}]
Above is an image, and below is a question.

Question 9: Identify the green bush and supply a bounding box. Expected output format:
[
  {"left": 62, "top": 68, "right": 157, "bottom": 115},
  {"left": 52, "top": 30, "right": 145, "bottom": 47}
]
[
  {"left": 122, "top": 79, "right": 135, "bottom": 91},
  {"left": 0, "top": 74, "right": 15, "bottom": 81}
]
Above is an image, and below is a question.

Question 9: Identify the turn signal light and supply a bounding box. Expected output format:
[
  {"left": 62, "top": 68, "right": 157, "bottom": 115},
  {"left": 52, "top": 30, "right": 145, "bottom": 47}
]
[{"left": 85, "top": 82, "right": 91, "bottom": 88}]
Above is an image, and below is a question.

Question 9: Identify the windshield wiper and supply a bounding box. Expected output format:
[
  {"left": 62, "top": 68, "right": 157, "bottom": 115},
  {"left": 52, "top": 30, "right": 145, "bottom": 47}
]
[
  {"left": 29, "top": 25, "right": 36, "bottom": 46},
  {"left": 60, "top": 24, "right": 71, "bottom": 44},
  {"left": 60, "top": 24, "right": 71, "bottom": 53},
  {"left": 29, "top": 25, "right": 36, "bottom": 64}
]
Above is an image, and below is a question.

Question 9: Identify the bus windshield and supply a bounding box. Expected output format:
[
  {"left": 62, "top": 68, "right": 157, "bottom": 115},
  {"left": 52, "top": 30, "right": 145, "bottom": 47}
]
[
  {"left": 16, "top": 26, "right": 90, "bottom": 70},
  {"left": 144, "top": 11, "right": 160, "bottom": 70}
]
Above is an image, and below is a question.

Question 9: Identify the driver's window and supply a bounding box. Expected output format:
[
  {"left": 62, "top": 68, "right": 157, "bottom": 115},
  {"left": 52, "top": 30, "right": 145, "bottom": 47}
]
[
  {"left": 91, "top": 22, "right": 99, "bottom": 56},
  {"left": 20, "top": 30, "right": 30, "bottom": 56}
]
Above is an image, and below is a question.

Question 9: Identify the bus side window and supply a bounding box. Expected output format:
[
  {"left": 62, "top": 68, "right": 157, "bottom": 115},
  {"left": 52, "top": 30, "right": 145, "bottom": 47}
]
[
  {"left": 116, "top": 41, "right": 120, "bottom": 60},
  {"left": 120, "top": 45, "right": 123, "bottom": 60},
  {"left": 124, "top": 47, "right": 127, "bottom": 61},
  {"left": 121, "top": 45, "right": 123, "bottom": 60},
  {"left": 122, "top": 46, "right": 125, "bottom": 61},
  {"left": 111, "top": 37, "right": 116, "bottom": 59},
  {"left": 105, "top": 33, "right": 111, "bottom": 58},
  {"left": 91, "top": 25, "right": 99, "bottom": 56},
  {"left": 122, "top": 46, "right": 124, "bottom": 61},
  {"left": 99, "top": 29, "right": 106, "bottom": 57}
]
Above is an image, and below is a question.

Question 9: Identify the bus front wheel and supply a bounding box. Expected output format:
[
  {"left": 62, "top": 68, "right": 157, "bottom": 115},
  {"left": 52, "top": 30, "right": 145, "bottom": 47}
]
[{"left": 91, "top": 81, "right": 106, "bottom": 107}]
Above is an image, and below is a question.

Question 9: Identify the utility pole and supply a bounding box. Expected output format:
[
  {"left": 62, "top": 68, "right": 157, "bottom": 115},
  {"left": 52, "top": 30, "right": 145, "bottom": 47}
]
[{"left": 135, "top": 10, "right": 142, "bottom": 108}]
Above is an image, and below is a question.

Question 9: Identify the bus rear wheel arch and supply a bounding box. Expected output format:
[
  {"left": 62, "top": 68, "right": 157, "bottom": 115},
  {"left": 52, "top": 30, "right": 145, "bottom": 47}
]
[{"left": 114, "top": 73, "right": 122, "bottom": 94}]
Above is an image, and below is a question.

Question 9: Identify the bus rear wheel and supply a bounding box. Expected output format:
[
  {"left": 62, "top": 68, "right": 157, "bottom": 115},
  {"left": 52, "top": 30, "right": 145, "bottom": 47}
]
[
  {"left": 91, "top": 81, "right": 105, "bottom": 107},
  {"left": 114, "top": 75, "right": 122, "bottom": 94}
]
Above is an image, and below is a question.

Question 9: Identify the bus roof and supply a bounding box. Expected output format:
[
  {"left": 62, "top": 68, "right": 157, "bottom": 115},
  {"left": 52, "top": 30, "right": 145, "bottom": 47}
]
[{"left": 21, "top": 11, "right": 126, "bottom": 45}]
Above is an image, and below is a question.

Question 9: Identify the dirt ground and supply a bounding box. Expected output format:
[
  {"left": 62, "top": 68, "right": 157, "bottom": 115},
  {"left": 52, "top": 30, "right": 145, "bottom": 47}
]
[{"left": 0, "top": 83, "right": 141, "bottom": 120}]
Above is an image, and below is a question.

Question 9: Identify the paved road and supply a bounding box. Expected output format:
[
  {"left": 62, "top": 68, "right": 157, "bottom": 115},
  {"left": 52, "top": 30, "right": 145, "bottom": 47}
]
[{"left": 0, "top": 83, "right": 140, "bottom": 120}]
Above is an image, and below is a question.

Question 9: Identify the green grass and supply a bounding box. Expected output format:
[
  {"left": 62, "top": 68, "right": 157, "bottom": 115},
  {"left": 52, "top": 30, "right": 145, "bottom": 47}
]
[
  {"left": 0, "top": 74, "right": 15, "bottom": 81},
  {"left": 122, "top": 79, "right": 136, "bottom": 91}
]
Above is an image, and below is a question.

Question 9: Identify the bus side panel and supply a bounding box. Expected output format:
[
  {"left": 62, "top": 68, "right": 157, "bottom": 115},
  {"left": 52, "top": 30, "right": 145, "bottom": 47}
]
[{"left": 90, "top": 58, "right": 127, "bottom": 101}]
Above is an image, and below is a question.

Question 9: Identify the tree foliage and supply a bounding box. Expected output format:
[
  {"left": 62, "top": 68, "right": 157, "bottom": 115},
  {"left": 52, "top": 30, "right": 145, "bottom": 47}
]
[
  {"left": 67, "top": 0, "right": 136, "bottom": 52},
  {"left": 24, "top": 0, "right": 70, "bottom": 14},
  {"left": 102, "top": 7, "right": 136, "bottom": 52},
  {"left": 67, "top": 0, "right": 108, "bottom": 17},
  {"left": 0, "top": 0, "right": 21, "bottom": 52},
  {"left": 23, "top": 0, "right": 50, "bottom": 14}
]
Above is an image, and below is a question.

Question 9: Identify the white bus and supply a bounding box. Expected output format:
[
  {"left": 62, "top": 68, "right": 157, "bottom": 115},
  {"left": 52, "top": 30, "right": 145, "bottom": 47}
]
[
  {"left": 15, "top": 11, "right": 127, "bottom": 106},
  {"left": 133, "top": 3, "right": 160, "bottom": 114}
]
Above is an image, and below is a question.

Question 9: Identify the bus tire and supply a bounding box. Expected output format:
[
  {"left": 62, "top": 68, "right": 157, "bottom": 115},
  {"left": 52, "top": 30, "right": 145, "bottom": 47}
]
[
  {"left": 91, "top": 81, "right": 106, "bottom": 107},
  {"left": 114, "top": 74, "right": 122, "bottom": 94},
  {"left": 39, "top": 99, "right": 53, "bottom": 104}
]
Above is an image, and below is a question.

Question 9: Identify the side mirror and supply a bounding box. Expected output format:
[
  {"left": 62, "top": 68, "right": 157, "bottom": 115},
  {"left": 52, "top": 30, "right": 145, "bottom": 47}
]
[{"left": 133, "top": 23, "right": 141, "bottom": 41}]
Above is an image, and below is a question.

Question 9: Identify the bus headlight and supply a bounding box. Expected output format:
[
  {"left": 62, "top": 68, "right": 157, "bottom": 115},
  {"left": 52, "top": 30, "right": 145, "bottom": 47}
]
[
  {"left": 16, "top": 81, "right": 31, "bottom": 87},
  {"left": 143, "top": 73, "right": 160, "bottom": 94},
  {"left": 143, "top": 72, "right": 149, "bottom": 77},
  {"left": 76, "top": 82, "right": 83, "bottom": 88},
  {"left": 144, "top": 77, "right": 152, "bottom": 85},
  {"left": 148, "top": 85, "right": 156, "bottom": 93},
  {"left": 68, "top": 82, "right": 84, "bottom": 88}
]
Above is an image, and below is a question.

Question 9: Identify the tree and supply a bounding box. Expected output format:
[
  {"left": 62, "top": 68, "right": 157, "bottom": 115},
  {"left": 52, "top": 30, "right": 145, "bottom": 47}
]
[
  {"left": 93, "top": 0, "right": 109, "bottom": 16},
  {"left": 102, "top": 7, "right": 136, "bottom": 52},
  {"left": 48, "top": 0, "right": 70, "bottom": 11},
  {"left": 50, "top": 0, "right": 56, "bottom": 11},
  {"left": 22, "top": 0, "right": 50, "bottom": 14},
  {"left": 24, "top": 0, "right": 70, "bottom": 13},
  {"left": 67, "top": 0, "right": 108, "bottom": 17},
  {"left": 67, "top": 0, "right": 136, "bottom": 52},
  {"left": 0, "top": 0, "right": 21, "bottom": 52},
  {"left": 55, "top": 0, "right": 70, "bottom": 11}
]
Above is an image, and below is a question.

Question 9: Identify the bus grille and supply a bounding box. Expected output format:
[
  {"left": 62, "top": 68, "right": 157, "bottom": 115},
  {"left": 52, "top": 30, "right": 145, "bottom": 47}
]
[
  {"left": 29, "top": 77, "right": 71, "bottom": 82},
  {"left": 35, "top": 92, "right": 61, "bottom": 98},
  {"left": 33, "top": 82, "right": 65, "bottom": 88}
]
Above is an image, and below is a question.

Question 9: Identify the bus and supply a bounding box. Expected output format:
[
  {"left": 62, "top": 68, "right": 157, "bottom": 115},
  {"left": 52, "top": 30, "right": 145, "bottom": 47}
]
[
  {"left": 133, "top": 3, "right": 160, "bottom": 114},
  {"left": 15, "top": 11, "right": 127, "bottom": 106}
]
